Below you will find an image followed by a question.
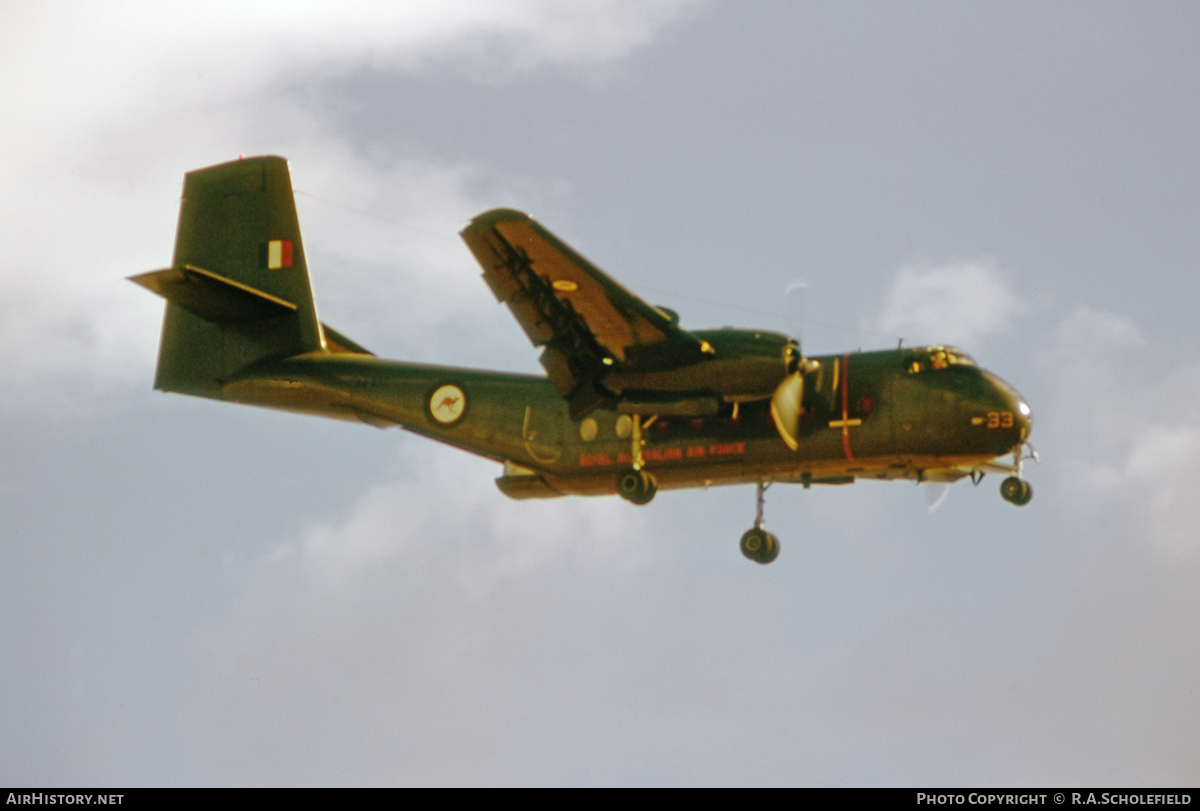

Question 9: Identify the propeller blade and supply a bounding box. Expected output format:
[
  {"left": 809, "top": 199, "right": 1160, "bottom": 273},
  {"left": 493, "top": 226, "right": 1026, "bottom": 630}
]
[
  {"left": 770, "top": 370, "right": 805, "bottom": 450},
  {"left": 783, "top": 279, "right": 808, "bottom": 345},
  {"left": 925, "top": 483, "right": 951, "bottom": 513}
]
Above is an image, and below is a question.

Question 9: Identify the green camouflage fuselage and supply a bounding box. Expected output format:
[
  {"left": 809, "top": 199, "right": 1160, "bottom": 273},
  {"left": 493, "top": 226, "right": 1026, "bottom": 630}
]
[{"left": 219, "top": 339, "right": 1030, "bottom": 499}]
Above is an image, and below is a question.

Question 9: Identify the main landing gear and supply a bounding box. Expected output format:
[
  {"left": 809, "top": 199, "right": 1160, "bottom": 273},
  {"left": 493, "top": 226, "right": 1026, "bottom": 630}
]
[
  {"left": 999, "top": 443, "right": 1037, "bottom": 506},
  {"left": 615, "top": 414, "right": 658, "bottom": 506},
  {"left": 740, "top": 480, "right": 779, "bottom": 564}
]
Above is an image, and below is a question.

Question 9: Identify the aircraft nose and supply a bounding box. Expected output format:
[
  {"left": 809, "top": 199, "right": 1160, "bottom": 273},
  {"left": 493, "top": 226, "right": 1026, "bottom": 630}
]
[
  {"left": 982, "top": 370, "right": 1033, "bottom": 440},
  {"left": 1012, "top": 394, "right": 1034, "bottom": 440},
  {"left": 1015, "top": 394, "right": 1033, "bottom": 433}
]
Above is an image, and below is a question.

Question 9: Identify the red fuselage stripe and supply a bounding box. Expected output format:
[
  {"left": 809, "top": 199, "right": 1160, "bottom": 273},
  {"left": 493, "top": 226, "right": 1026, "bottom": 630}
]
[{"left": 841, "top": 353, "right": 854, "bottom": 462}]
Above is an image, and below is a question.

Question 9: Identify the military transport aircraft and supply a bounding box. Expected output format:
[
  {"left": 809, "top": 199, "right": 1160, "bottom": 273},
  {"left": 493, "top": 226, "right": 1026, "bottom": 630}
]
[{"left": 132, "top": 156, "right": 1035, "bottom": 564}]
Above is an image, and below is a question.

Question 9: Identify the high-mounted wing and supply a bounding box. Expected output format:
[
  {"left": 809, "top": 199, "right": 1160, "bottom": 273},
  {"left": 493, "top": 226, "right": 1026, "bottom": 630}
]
[{"left": 461, "top": 209, "right": 708, "bottom": 417}]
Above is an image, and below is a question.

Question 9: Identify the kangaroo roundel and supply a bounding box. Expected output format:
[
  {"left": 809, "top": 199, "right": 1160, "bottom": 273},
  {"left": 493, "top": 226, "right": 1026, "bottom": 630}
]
[{"left": 429, "top": 384, "right": 466, "bottom": 424}]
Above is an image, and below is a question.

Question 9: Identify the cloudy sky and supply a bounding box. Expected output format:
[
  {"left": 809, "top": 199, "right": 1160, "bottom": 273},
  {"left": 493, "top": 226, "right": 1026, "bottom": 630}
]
[{"left": 2, "top": 0, "right": 1199, "bottom": 786}]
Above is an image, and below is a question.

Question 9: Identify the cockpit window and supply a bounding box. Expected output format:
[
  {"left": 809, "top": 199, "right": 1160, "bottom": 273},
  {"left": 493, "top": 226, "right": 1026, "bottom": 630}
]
[
  {"left": 942, "top": 347, "right": 976, "bottom": 366},
  {"left": 907, "top": 345, "right": 976, "bottom": 373}
]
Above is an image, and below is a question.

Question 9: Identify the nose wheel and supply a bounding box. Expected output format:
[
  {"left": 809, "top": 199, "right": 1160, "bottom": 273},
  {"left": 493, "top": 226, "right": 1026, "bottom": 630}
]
[
  {"left": 1000, "top": 476, "right": 1033, "bottom": 505},
  {"left": 741, "top": 480, "right": 780, "bottom": 564}
]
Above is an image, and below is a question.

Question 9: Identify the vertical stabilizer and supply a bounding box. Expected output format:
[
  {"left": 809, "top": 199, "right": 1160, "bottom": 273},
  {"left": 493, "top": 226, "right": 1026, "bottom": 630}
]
[{"left": 132, "top": 156, "right": 327, "bottom": 398}]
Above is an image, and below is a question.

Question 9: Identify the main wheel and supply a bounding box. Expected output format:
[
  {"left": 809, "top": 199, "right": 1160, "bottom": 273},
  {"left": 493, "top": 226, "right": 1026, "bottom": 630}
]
[
  {"left": 740, "top": 527, "right": 780, "bottom": 564},
  {"left": 615, "top": 468, "right": 657, "bottom": 505}
]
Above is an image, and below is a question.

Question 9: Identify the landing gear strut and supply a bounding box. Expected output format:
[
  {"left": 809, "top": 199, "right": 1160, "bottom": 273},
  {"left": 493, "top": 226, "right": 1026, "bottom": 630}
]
[
  {"left": 740, "top": 480, "right": 780, "bottom": 564},
  {"left": 615, "top": 414, "right": 658, "bottom": 505},
  {"left": 1000, "top": 444, "right": 1036, "bottom": 506}
]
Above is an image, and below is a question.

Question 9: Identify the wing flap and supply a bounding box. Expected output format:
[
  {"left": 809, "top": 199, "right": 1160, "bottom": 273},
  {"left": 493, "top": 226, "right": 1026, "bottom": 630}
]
[
  {"left": 466, "top": 221, "right": 559, "bottom": 345},
  {"left": 463, "top": 210, "right": 682, "bottom": 361},
  {"left": 462, "top": 209, "right": 706, "bottom": 412},
  {"left": 487, "top": 217, "right": 672, "bottom": 359}
]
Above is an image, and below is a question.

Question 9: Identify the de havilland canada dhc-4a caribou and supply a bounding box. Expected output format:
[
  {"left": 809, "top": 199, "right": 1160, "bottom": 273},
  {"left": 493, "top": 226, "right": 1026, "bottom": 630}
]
[{"left": 132, "top": 156, "right": 1036, "bottom": 564}]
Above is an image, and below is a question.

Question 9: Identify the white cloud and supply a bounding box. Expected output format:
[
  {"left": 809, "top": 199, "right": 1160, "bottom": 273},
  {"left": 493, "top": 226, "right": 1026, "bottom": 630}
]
[
  {"left": 286, "top": 144, "right": 513, "bottom": 358},
  {"left": 1041, "top": 309, "right": 1200, "bottom": 556},
  {"left": 0, "top": 1, "right": 700, "bottom": 408},
  {"left": 0, "top": 1, "right": 699, "bottom": 157},
  {"left": 877, "top": 260, "right": 1021, "bottom": 347},
  {"left": 1072, "top": 363, "right": 1200, "bottom": 557},
  {"left": 1048, "top": 306, "right": 1144, "bottom": 365},
  {"left": 189, "top": 448, "right": 650, "bottom": 784},
  {"left": 1121, "top": 424, "right": 1200, "bottom": 554}
]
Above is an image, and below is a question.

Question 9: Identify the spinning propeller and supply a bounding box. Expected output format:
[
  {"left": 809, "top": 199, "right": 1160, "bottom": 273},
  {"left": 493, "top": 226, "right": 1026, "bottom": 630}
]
[{"left": 770, "top": 280, "right": 818, "bottom": 450}]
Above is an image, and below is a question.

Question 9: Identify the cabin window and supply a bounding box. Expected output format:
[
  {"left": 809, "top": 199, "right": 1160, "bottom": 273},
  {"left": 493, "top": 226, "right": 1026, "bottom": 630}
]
[{"left": 579, "top": 417, "right": 599, "bottom": 442}]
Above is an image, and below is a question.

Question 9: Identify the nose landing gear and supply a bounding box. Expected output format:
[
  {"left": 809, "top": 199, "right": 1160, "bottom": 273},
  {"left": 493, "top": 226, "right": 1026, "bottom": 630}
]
[
  {"left": 740, "top": 480, "right": 780, "bottom": 564},
  {"left": 1000, "top": 443, "right": 1037, "bottom": 506}
]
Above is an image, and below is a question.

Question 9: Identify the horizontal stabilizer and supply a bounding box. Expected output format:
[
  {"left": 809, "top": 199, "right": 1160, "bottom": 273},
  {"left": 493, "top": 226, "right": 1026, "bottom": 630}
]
[
  {"left": 130, "top": 265, "right": 296, "bottom": 324},
  {"left": 132, "top": 265, "right": 373, "bottom": 357}
]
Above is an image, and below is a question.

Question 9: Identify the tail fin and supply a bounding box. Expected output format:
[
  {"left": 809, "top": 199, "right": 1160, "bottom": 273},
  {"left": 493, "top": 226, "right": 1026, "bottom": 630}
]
[{"left": 131, "top": 155, "right": 331, "bottom": 398}]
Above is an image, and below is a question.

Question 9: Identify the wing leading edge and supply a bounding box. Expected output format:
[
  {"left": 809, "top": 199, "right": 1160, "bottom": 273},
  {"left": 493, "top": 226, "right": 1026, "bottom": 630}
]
[{"left": 461, "top": 209, "right": 709, "bottom": 418}]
